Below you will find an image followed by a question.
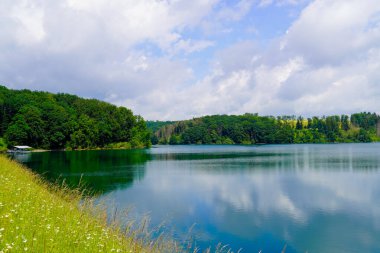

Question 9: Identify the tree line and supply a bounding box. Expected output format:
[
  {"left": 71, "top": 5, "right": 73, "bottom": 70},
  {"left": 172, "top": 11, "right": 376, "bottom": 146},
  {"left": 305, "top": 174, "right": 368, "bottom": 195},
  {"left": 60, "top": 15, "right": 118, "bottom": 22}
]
[
  {"left": 0, "top": 86, "right": 151, "bottom": 150},
  {"left": 150, "top": 113, "right": 380, "bottom": 145}
]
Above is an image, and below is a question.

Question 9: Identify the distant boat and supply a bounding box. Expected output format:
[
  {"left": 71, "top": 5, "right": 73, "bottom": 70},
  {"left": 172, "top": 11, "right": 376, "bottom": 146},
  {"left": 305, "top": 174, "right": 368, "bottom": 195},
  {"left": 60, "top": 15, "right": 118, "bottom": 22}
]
[{"left": 7, "top": 145, "right": 33, "bottom": 153}]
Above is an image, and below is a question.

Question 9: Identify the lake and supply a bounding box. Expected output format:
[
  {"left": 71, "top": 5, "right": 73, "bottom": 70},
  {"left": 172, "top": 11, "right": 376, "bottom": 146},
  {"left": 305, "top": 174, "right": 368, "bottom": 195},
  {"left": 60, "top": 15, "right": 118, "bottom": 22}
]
[{"left": 12, "top": 144, "right": 380, "bottom": 252}]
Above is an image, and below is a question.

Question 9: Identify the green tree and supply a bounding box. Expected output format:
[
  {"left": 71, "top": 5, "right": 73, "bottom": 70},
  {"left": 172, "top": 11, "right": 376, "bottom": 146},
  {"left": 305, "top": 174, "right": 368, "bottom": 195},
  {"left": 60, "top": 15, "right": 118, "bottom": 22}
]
[
  {"left": 341, "top": 115, "right": 350, "bottom": 131},
  {"left": 357, "top": 129, "right": 371, "bottom": 142},
  {"left": 68, "top": 115, "right": 98, "bottom": 149},
  {"left": 18, "top": 105, "right": 45, "bottom": 147},
  {"left": 296, "top": 117, "right": 303, "bottom": 130},
  {"left": 5, "top": 115, "right": 30, "bottom": 146}
]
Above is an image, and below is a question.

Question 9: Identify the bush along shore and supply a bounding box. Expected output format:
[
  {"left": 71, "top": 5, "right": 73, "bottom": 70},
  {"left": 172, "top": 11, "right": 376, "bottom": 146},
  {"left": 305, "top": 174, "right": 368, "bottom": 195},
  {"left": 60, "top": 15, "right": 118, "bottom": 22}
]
[{"left": 0, "top": 156, "right": 185, "bottom": 253}]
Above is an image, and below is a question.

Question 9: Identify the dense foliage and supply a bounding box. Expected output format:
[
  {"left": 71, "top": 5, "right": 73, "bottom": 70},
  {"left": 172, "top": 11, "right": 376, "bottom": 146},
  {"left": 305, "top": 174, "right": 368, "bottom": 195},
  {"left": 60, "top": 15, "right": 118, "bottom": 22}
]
[
  {"left": 146, "top": 121, "right": 175, "bottom": 133},
  {"left": 152, "top": 113, "right": 380, "bottom": 145},
  {"left": 0, "top": 86, "right": 151, "bottom": 149},
  {"left": 0, "top": 138, "right": 6, "bottom": 152},
  {"left": 146, "top": 120, "right": 175, "bottom": 144}
]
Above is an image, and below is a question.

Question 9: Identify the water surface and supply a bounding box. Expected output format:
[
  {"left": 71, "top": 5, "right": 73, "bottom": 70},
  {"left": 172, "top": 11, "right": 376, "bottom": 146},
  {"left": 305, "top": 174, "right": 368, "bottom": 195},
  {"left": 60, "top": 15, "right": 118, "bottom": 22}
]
[{"left": 14, "top": 144, "right": 380, "bottom": 252}]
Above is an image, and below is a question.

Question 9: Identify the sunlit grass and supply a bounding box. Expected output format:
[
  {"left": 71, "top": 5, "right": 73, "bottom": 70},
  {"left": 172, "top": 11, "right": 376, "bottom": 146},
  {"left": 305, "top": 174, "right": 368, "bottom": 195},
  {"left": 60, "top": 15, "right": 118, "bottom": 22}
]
[{"left": 0, "top": 155, "right": 184, "bottom": 253}]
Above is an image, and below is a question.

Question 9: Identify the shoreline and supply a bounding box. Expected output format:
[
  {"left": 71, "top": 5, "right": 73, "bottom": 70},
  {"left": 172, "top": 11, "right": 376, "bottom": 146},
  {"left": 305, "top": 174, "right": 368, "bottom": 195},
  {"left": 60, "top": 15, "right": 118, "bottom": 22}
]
[
  {"left": 0, "top": 155, "right": 179, "bottom": 253},
  {"left": 2, "top": 141, "right": 377, "bottom": 154}
]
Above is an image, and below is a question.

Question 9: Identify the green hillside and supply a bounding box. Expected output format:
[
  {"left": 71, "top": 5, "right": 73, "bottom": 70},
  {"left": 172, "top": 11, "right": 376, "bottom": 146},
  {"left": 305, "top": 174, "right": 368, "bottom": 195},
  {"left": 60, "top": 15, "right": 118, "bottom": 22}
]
[{"left": 0, "top": 86, "right": 151, "bottom": 150}]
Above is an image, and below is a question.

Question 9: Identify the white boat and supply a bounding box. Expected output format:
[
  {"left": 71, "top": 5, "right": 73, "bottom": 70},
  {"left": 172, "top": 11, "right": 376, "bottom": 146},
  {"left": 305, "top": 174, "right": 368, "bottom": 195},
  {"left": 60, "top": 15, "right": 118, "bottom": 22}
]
[{"left": 7, "top": 145, "right": 32, "bottom": 153}]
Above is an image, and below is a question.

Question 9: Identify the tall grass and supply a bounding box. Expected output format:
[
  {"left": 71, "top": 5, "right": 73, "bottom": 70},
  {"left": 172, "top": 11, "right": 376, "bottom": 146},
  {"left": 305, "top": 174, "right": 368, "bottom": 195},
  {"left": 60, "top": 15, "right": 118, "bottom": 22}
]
[{"left": 0, "top": 155, "right": 186, "bottom": 253}]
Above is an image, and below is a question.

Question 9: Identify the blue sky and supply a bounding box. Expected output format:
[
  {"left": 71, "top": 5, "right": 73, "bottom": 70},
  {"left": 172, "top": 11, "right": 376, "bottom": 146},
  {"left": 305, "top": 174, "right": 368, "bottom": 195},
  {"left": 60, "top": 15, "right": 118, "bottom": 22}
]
[{"left": 1, "top": 0, "right": 380, "bottom": 120}]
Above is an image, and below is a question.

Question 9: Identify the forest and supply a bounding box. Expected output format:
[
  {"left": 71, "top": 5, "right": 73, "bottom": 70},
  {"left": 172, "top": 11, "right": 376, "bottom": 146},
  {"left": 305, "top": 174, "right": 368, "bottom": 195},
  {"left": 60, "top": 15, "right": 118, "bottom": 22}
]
[
  {"left": 0, "top": 86, "right": 151, "bottom": 150},
  {"left": 150, "top": 113, "right": 380, "bottom": 145},
  {"left": 1, "top": 85, "right": 379, "bottom": 150}
]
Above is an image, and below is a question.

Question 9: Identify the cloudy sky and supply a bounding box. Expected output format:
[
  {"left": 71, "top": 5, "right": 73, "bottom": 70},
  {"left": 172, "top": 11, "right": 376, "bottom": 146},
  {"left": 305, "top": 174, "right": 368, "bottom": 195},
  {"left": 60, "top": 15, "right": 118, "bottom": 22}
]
[{"left": 1, "top": 0, "right": 380, "bottom": 120}]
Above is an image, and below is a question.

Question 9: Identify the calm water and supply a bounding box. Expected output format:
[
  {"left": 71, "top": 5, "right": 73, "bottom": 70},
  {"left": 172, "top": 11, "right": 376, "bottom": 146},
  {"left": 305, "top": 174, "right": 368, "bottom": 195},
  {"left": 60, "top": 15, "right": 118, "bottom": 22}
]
[{"left": 12, "top": 144, "right": 380, "bottom": 252}]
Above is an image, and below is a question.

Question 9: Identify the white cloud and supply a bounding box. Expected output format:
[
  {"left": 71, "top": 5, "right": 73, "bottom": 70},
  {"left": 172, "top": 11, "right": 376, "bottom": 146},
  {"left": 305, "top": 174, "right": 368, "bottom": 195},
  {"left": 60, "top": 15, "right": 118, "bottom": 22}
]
[
  {"left": 2, "top": 0, "right": 220, "bottom": 53},
  {"left": 268, "top": 0, "right": 380, "bottom": 116},
  {"left": 64, "top": 0, "right": 218, "bottom": 49},
  {"left": 259, "top": 0, "right": 308, "bottom": 8},
  {"left": 0, "top": 0, "right": 218, "bottom": 113},
  {"left": 283, "top": 0, "right": 380, "bottom": 65},
  {"left": 1, "top": 0, "right": 380, "bottom": 120},
  {"left": 10, "top": 1, "right": 45, "bottom": 45},
  {"left": 171, "top": 39, "right": 215, "bottom": 55},
  {"left": 216, "top": 0, "right": 255, "bottom": 21},
  {"left": 155, "top": 0, "right": 380, "bottom": 119}
]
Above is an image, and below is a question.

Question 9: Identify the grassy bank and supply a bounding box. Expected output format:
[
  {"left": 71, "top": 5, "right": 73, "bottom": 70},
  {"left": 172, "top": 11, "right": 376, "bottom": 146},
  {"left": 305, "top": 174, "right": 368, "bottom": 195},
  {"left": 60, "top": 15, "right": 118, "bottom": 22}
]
[
  {"left": 0, "top": 139, "right": 6, "bottom": 153},
  {"left": 0, "top": 156, "right": 175, "bottom": 253}
]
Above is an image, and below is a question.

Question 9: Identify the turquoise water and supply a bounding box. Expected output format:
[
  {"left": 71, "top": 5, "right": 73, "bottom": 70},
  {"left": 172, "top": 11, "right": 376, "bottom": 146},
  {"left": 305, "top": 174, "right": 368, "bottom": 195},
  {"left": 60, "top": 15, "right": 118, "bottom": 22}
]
[{"left": 14, "top": 144, "right": 380, "bottom": 252}]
